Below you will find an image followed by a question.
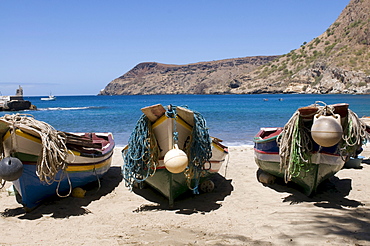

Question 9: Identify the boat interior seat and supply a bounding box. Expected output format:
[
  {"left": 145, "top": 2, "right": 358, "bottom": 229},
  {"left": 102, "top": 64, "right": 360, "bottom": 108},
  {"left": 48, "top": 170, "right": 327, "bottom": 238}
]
[{"left": 83, "top": 132, "right": 109, "bottom": 147}]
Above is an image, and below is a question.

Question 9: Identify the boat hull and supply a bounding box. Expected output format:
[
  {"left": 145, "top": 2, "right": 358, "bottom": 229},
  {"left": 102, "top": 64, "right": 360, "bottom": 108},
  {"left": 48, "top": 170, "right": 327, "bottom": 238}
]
[
  {"left": 254, "top": 127, "right": 345, "bottom": 196},
  {"left": 145, "top": 170, "right": 189, "bottom": 203},
  {"left": 2, "top": 130, "right": 114, "bottom": 210},
  {"left": 145, "top": 138, "right": 228, "bottom": 206},
  {"left": 254, "top": 156, "right": 343, "bottom": 196}
]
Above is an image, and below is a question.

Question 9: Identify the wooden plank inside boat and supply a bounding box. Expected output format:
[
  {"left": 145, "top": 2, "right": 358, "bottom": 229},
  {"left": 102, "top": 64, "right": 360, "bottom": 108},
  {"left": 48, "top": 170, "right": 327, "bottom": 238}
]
[
  {"left": 64, "top": 132, "right": 102, "bottom": 149},
  {"left": 176, "top": 106, "right": 194, "bottom": 127},
  {"left": 141, "top": 104, "right": 166, "bottom": 122}
]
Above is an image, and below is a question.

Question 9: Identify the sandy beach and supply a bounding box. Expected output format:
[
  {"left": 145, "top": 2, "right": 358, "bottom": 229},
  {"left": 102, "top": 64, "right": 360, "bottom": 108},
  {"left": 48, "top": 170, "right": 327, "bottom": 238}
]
[{"left": 1, "top": 145, "right": 370, "bottom": 246}]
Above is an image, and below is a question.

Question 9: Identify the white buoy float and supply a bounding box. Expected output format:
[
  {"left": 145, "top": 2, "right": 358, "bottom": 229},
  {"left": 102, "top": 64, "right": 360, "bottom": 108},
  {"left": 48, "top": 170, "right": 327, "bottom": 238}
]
[
  {"left": 311, "top": 114, "right": 343, "bottom": 147},
  {"left": 164, "top": 144, "right": 188, "bottom": 173}
]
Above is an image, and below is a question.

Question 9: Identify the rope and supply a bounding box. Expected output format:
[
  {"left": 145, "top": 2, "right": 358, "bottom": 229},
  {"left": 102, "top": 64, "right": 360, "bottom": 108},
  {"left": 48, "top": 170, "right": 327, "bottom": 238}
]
[
  {"left": 340, "top": 109, "right": 370, "bottom": 158},
  {"left": 122, "top": 114, "right": 159, "bottom": 189},
  {"left": 166, "top": 104, "right": 179, "bottom": 145},
  {"left": 184, "top": 110, "right": 212, "bottom": 194},
  {"left": 0, "top": 179, "right": 5, "bottom": 189},
  {"left": 93, "top": 164, "right": 102, "bottom": 192},
  {"left": 55, "top": 170, "right": 72, "bottom": 197},
  {"left": 223, "top": 151, "right": 230, "bottom": 179},
  {"left": 0, "top": 114, "right": 69, "bottom": 185},
  {"left": 277, "top": 110, "right": 313, "bottom": 182}
]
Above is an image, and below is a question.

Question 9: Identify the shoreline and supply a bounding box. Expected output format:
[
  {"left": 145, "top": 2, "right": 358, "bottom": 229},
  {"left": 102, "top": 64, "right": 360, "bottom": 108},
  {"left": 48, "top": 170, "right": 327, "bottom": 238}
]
[{"left": 1, "top": 145, "right": 370, "bottom": 245}]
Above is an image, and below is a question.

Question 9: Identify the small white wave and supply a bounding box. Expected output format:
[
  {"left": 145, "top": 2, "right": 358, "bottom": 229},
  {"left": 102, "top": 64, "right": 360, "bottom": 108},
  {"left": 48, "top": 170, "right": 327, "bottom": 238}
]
[{"left": 38, "top": 106, "right": 92, "bottom": 111}]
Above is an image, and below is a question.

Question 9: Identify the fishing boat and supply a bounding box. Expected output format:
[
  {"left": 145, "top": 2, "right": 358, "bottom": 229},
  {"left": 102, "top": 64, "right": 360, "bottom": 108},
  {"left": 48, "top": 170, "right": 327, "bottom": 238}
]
[
  {"left": 41, "top": 94, "right": 56, "bottom": 101},
  {"left": 122, "top": 104, "right": 229, "bottom": 207},
  {"left": 254, "top": 102, "right": 369, "bottom": 196},
  {"left": 0, "top": 114, "right": 115, "bottom": 211}
]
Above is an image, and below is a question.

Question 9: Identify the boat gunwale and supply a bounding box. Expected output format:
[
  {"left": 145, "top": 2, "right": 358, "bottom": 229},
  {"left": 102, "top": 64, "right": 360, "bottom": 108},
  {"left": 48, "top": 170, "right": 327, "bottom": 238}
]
[
  {"left": 253, "top": 127, "right": 283, "bottom": 144},
  {"left": 3, "top": 129, "right": 115, "bottom": 157}
]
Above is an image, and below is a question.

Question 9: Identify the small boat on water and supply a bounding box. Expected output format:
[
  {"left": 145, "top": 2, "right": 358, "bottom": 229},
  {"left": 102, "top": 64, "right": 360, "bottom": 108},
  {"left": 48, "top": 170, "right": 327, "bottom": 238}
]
[
  {"left": 122, "top": 104, "right": 229, "bottom": 207},
  {"left": 41, "top": 94, "right": 56, "bottom": 101},
  {"left": 0, "top": 114, "right": 115, "bottom": 211},
  {"left": 254, "top": 102, "right": 369, "bottom": 196}
]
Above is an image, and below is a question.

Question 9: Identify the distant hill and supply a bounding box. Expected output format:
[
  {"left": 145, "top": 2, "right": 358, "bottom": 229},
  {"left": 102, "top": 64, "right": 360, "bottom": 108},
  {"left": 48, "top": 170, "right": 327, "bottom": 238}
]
[
  {"left": 99, "top": 57, "right": 279, "bottom": 95},
  {"left": 99, "top": 0, "right": 370, "bottom": 95}
]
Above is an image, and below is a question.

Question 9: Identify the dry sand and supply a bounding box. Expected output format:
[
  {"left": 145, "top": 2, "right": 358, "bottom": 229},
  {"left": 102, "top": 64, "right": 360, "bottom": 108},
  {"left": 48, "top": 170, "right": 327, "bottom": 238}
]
[{"left": 1, "top": 146, "right": 370, "bottom": 246}]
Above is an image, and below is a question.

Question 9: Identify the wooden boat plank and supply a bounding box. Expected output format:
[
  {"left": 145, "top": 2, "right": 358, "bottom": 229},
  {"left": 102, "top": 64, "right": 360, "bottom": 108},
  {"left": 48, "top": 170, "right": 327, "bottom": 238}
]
[
  {"left": 176, "top": 106, "right": 194, "bottom": 127},
  {"left": 141, "top": 104, "right": 166, "bottom": 122},
  {"left": 64, "top": 132, "right": 102, "bottom": 149}
]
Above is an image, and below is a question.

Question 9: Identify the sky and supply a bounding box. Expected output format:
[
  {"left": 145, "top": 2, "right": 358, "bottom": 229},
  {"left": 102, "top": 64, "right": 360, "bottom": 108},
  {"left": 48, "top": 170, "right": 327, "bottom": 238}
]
[{"left": 0, "top": 0, "right": 350, "bottom": 96}]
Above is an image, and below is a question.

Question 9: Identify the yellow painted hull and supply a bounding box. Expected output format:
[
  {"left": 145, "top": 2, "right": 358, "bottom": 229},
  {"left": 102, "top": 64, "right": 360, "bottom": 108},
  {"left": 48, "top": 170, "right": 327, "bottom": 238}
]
[{"left": 2, "top": 129, "right": 115, "bottom": 210}]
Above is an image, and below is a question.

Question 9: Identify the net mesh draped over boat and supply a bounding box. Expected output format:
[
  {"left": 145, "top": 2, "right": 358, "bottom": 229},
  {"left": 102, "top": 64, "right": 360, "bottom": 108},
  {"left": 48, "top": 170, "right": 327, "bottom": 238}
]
[
  {"left": 185, "top": 110, "right": 212, "bottom": 193},
  {"left": 122, "top": 114, "right": 159, "bottom": 186},
  {"left": 0, "top": 114, "right": 68, "bottom": 184}
]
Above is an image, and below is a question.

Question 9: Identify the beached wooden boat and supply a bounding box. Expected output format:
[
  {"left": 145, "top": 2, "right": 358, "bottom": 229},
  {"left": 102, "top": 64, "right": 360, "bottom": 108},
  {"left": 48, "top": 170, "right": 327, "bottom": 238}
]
[
  {"left": 254, "top": 102, "right": 368, "bottom": 196},
  {"left": 0, "top": 114, "right": 115, "bottom": 210},
  {"left": 122, "top": 104, "right": 228, "bottom": 207},
  {"left": 254, "top": 127, "right": 346, "bottom": 195}
]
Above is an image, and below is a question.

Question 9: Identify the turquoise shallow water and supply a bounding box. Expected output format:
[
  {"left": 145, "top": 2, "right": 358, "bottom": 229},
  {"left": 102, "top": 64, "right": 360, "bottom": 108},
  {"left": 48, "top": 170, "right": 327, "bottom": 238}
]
[{"left": 1, "top": 94, "right": 370, "bottom": 147}]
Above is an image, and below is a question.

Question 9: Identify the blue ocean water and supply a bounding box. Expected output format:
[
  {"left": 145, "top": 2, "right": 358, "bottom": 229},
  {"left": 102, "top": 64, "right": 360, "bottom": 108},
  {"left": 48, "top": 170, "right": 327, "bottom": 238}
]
[{"left": 1, "top": 94, "right": 370, "bottom": 147}]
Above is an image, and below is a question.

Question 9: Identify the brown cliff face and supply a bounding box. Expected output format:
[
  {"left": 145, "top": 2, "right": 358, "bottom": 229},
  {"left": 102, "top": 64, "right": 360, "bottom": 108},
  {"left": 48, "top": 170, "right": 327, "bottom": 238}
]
[
  {"left": 99, "top": 57, "right": 279, "bottom": 95},
  {"left": 100, "top": 0, "right": 370, "bottom": 95}
]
